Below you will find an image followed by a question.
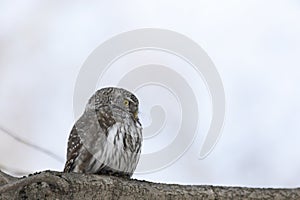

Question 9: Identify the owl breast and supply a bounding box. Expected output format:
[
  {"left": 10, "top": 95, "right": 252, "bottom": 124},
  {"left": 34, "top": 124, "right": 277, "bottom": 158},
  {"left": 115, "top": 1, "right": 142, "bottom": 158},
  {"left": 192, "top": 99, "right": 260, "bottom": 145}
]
[{"left": 92, "top": 120, "right": 142, "bottom": 175}]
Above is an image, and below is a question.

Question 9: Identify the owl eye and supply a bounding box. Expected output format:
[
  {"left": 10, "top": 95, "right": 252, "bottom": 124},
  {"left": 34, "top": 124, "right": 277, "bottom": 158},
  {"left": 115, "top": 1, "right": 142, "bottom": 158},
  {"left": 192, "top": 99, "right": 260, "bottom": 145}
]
[{"left": 124, "top": 99, "right": 129, "bottom": 106}]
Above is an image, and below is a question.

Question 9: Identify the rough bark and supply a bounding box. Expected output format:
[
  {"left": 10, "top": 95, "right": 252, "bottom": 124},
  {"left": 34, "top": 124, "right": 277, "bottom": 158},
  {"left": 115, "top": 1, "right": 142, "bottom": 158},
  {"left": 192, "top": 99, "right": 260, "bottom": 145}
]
[{"left": 0, "top": 170, "right": 299, "bottom": 200}]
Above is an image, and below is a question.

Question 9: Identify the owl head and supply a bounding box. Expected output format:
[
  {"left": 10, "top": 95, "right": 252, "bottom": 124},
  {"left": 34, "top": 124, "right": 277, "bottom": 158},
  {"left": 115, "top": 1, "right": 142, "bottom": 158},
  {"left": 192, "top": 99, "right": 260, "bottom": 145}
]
[{"left": 87, "top": 87, "right": 140, "bottom": 120}]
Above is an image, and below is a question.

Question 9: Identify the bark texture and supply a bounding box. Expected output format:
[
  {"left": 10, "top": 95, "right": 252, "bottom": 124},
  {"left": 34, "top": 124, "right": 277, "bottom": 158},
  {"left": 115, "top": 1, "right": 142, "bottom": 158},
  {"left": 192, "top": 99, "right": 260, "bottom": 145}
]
[{"left": 0, "top": 170, "right": 299, "bottom": 200}]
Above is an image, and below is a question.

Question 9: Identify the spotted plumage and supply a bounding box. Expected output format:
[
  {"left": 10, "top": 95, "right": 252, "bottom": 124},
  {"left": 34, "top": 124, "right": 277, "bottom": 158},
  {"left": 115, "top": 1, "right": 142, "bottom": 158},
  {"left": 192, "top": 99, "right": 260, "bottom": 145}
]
[{"left": 64, "top": 87, "right": 142, "bottom": 178}]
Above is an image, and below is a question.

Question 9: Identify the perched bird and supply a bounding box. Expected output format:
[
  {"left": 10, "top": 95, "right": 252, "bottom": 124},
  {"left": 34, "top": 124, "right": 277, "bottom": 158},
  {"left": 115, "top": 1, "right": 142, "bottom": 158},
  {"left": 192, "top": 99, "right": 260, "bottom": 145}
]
[{"left": 64, "top": 87, "right": 142, "bottom": 178}]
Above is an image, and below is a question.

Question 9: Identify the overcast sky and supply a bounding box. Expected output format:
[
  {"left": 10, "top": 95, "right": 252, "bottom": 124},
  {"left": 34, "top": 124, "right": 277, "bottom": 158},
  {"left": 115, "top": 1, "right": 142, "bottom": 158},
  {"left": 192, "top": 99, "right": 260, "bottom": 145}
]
[{"left": 0, "top": 0, "right": 300, "bottom": 188}]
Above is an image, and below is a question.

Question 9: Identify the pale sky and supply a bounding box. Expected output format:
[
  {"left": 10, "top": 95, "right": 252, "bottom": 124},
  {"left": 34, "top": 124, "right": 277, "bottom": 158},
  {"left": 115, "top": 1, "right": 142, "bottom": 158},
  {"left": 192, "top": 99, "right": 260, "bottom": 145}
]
[{"left": 0, "top": 0, "right": 300, "bottom": 188}]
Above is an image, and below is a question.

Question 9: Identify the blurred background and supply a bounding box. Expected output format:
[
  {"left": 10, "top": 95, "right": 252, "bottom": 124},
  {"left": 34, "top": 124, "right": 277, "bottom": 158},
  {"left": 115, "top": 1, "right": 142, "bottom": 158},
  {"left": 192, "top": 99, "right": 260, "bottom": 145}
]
[{"left": 0, "top": 0, "right": 300, "bottom": 188}]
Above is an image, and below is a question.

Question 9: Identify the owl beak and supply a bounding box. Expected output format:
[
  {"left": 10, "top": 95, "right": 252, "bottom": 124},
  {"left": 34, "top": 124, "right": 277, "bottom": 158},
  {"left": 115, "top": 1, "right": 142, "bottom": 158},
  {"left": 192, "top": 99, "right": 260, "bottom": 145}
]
[{"left": 134, "top": 111, "right": 138, "bottom": 120}]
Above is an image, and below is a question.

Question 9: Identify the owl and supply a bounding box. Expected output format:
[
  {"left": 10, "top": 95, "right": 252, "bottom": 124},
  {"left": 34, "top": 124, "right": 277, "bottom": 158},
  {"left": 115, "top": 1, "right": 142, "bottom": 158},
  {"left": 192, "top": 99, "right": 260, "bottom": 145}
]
[{"left": 63, "top": 87, "right": 142, "bottom": 178}]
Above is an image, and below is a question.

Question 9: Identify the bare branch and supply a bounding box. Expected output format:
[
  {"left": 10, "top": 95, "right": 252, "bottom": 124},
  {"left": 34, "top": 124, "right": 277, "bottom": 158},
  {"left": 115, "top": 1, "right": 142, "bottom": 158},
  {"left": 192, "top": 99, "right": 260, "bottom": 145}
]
[{"left": 0, "top": 170, "right": 299, "bottom": 199}]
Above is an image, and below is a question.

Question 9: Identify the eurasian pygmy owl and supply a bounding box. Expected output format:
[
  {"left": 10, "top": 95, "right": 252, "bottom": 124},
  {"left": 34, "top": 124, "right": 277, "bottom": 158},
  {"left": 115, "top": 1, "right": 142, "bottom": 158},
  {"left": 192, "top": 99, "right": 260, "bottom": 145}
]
[{"left": 64, "top": 87, "right": 142, "bottom": 178}]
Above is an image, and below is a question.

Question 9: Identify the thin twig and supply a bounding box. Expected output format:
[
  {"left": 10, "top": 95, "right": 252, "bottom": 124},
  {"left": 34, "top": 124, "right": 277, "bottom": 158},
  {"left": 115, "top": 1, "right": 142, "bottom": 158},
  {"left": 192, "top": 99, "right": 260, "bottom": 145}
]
[
  {"left": 0, "top": 170, "right": 18, "bottom": 184},
  {"left": 0, "top": 125, "right": 64, "bottom": 163},
  {"left": 0, "top": 164, "right": 32, "bottom": 177}
]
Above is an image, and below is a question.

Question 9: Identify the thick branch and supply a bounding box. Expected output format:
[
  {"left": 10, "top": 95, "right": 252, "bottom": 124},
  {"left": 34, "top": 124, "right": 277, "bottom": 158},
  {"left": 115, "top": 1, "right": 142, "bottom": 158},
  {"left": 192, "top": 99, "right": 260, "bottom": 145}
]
[{"left": 0, "top": 170, "right": 299, "bottom": 199}]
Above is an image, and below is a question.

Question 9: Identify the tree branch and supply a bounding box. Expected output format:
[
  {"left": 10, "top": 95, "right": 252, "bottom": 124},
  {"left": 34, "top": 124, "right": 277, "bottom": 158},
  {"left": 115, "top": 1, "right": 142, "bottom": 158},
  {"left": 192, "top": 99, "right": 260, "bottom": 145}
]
[{"left": 0, "top": 170, "right": 299, "bottom": 199}]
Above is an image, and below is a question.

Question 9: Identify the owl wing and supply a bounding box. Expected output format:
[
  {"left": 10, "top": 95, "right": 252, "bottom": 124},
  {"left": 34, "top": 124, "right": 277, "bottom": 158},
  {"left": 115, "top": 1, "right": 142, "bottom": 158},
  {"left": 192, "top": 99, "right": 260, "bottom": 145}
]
[
  {"left": 64, "top": 126, "right": 82, "bottom": 172},
  {"left": 64, "top": 108, "right": 117, "bottom": 173}
]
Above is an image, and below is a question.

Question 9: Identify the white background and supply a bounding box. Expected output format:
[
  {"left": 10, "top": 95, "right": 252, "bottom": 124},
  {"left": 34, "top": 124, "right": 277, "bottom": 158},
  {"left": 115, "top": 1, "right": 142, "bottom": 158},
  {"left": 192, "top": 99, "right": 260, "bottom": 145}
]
[{"left": 0, "top": 0, "right": 300, "bottom": 188}]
